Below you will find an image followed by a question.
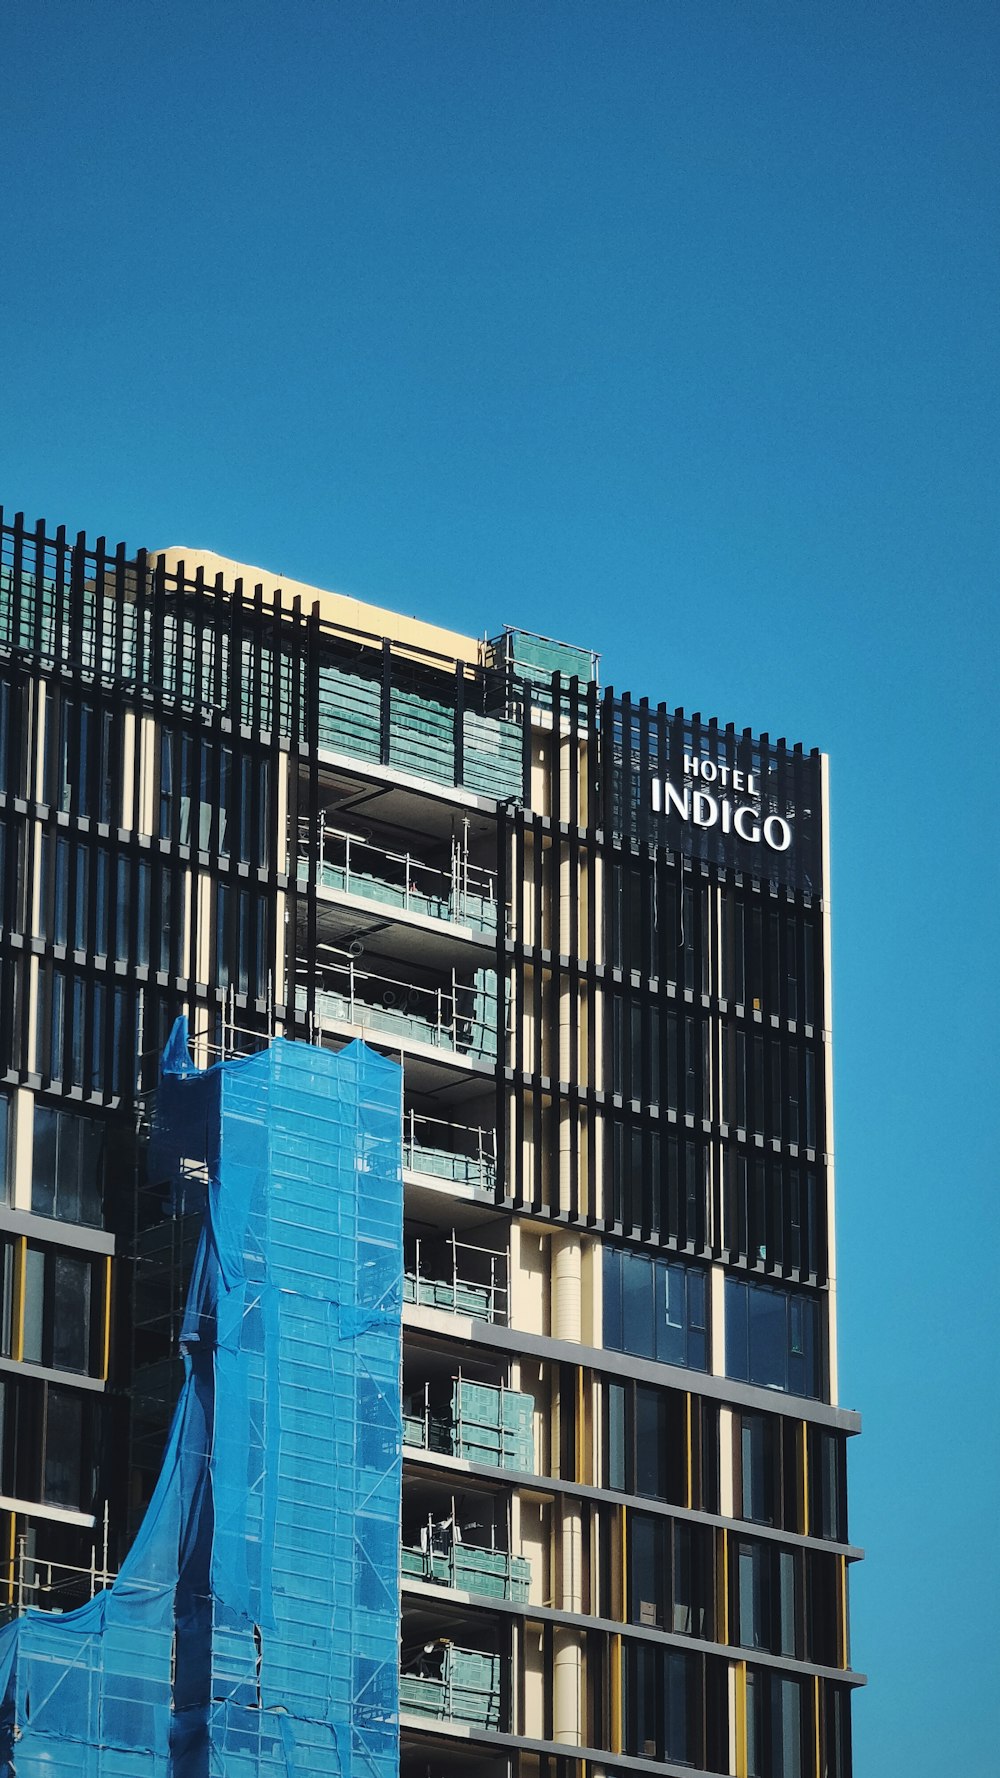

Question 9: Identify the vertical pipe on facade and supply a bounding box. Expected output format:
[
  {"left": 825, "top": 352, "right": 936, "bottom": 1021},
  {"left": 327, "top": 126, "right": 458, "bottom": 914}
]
[
  {"left": 551, "top": 1232, "right": 582, "bottom": 1343},
  {"left": 558, "top": 1096, "right": 573, "bottom": 1215},
  {"left": 560, "top": 1498, "right": 584, "bottom": 1613},
  {"left": 552, "top": 1627, "right": 583, "bottom": 1746}
]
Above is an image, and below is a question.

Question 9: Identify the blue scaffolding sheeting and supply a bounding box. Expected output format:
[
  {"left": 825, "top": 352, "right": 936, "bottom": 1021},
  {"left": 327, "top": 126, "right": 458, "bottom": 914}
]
[{"left": 0, "top": 1028, "right": 403, "bottom": 1777}]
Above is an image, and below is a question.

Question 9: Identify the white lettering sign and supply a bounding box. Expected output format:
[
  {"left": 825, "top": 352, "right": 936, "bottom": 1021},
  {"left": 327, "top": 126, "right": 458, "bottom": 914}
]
[{"left": 650, "top": 756, "right": 793, "bottom": 855}]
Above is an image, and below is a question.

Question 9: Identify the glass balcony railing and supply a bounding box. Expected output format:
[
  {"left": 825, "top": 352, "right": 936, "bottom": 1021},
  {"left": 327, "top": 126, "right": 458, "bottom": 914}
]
[{"left": 298, "top": 821, "right": 500, "bottom": 935}]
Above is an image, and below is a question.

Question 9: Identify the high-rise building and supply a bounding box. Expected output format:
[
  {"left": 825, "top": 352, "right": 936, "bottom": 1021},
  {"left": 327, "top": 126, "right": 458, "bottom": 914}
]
[{"left": 0, "top": 506, "right": 862, "bottom": 1776}]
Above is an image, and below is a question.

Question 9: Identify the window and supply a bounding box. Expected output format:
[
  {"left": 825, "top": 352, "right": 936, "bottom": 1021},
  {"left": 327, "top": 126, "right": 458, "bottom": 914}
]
[
  {"left": 746, "top": 1669, "right": 807, "bottom": 1778},
  {"left": 31, "top": 1106, "right": 105, "bottom": 1227},
  {"left": 722, "top": 1152, "right": 824, "bottom": 1276},
  {"left": 37, "top": 834, "right": 70, "bottom": 945},
  {"left": 158, "top": 729, "right": 193, "bottom": 844},
  {"left": 726, "top": 1278, "right": 821, "bottom": 1398},
  {"left": 736, "top": 1411, "right": 809, "bottom": 1534},
  {"left": 115, "top": 855, "right": 130, "bottom": 958},
  {"left": 3, "top": 1377, "right": 99, "bottom": 1513},
  {"left": 135, "top": 860, "right": 150, "bottom": 966},
  {"left": 20, "top": 1245, "right": 100, "bottom": 1376},
  {"left": 606, "top": 1379, "right": 717, "bottom": 1512},
  {"left": 44, "top": 1387, "right": 86, "bottom": 1508},
  {"left": 216, "top": 882, "right": 230, "bottom": 988},
  {"left": 629, "top": 1515, "right": 713, "bottom": 1638},
  {"left": 0, "top": 816, "right": 28, "bottom": 936},
  {"left": 740, "top": 1414, "right": 772, "bottom": 1523},
  {"left": 623, "top": 1643, "right": 719, "bottom": 1766},
  {"left": 238, "top": 753, "right": 270, "bottom": 868},
  {"left": 734, "top": 1537, "right": 800, "bottom": 1657},
  {"left": 721, "top": 895, "right": 820, "bottom": 1026},
  {"left": 604, "top": 1248, "right": 708, "bottom": 1371},
  {"left": 808, "top": 1427, "right": 848, "bottom": 1541}
]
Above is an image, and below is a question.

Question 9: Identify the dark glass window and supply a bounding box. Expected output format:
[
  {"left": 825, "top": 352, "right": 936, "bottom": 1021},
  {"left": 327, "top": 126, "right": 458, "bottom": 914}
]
[
  {"left": 20, "top": 1246, "right": 99, "bottom": 1376},
  {"left": 722, "top": 1151, "right": 824, "bottom": 1277},
  {"left": 115, "top": 855, "right": 130, "bottom": 958},
  {"left": 216, "top": 882, "right": 230, "bottom": 988},
  {"left": 746, "top": 1669, "right": 806, "bottom": 1778},
  {"left": 629, "top": 1514, "right": 714, "bottom": 1638},
  {"left": 71, "top": 846, "right": 88, "bottom": 952},
  {"left": 605, "top": 1380, "right": 716, "bottom": 1512},
  {"left": 219, "top": 747, "right": 233, "bottom": 857},
  {"left": 47, "top": 971, "right": 65, "bottom": 1078},
  {"left": 634, "top": 1383, "right": 672, "bottom": 1500},
  {"left": 0, "top": 817, "right": 28, "bottom": 937},
  {"left": 158, "top": 870, "right": 174, "bottom": 975},
  {"left": 159, "top": 730, "right": 194, "bottom": 844},
  {"left": 38, "top": 834, "right": 71, "bottom": 946},
  {"left": 623, "top": 1643, "right": 706, "bottom": 1765},
  {"left": 726, "top": 1278, "right": 821, "bottom": 1398},
  {"left": 736, "top": 1411, "right": 808, "bottom": 1534},
  {"left": 0, "top": 682, "right": 12, "bottom": 793},
  {"left": 31, "top": 1107, "right": 105, "bottom": 1227},
  {"left": 735, "top": 1537, "right": 800, "bottom": 1657},
  {"left": 136, "top": 860, "right": 150, "bottom": 967},
  {"left": 740, "top": 1413, "right": 772, "bottom": 1523},
  {"left": 607, "top": 1381, "right": 627, "bottom": 1490},
  {"left": 158, "top": 730, "right": 173, "bottom": 839},
  {"left": 97, "top": 707, "right": 117, "bottom": 825},
  {"left": 3, "top": 1378, "right": 100, "bottom": 1514},
  {"left": 604, "top": 1248, "right": 708, "bottom": 1371},
  {"left": 197, "top": 743, "right": 214, "bottom": 849},
  {"left": 43, "top": 1387, "right": 85, "bottom": 1508},
  {"left": 721, "top": 893, "right": 821, "bottom": 1028},
  {"left": 808, "top": 1427, "right": 848, "bottom": 1541},
  {"left": 237, "top": 755, "right": 269, "bottom": 868}
]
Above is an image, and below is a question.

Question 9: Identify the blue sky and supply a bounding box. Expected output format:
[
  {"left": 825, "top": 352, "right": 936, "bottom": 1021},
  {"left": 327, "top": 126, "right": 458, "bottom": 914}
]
[{"left": 1, "top": 2, "right": 997, "bottom": 1770}]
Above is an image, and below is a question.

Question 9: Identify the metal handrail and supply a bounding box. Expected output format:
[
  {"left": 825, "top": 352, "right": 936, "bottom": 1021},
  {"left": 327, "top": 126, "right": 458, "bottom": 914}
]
[
  {"left": 405, "top": 1231, "right": 508, "bottom": 1324},
  {"left": 298, "top": 816, "right": 499, "bottom": 927},
  {"left": 305, "top": 947, "right": 497, "bottom": 1055},
  {"left": 402, "top": 1109, "right": 496, "bottom": 1181}
]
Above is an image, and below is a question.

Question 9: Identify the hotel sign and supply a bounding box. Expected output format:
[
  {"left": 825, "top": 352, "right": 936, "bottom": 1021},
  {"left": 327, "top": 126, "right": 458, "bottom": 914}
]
[
  {"left": 651, "top": 755, "right": 793, "bottom": 855},
  {"left": 607, "top": 703, "right": 823, "bottom": 893}
]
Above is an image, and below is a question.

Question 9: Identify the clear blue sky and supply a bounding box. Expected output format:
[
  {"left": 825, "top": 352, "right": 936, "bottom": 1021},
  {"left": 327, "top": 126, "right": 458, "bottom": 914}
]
[{"left": 1, "top": 3, "right": 997, "bottom": 1770}]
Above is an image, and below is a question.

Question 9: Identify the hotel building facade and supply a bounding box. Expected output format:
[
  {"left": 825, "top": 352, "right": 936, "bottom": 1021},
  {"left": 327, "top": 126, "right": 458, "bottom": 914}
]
[{"left": 0, "top": 507, "right": 861, "bottom": 1776}]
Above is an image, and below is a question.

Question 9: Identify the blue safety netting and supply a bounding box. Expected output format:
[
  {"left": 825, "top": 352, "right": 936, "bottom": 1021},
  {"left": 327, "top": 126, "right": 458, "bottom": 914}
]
[{"left": 0, "top": 1027, "right": 403, "bottom": 1776}]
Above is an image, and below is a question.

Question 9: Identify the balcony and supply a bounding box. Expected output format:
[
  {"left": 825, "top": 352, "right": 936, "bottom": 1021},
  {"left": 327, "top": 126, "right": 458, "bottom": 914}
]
[
  {"left": 403, "top": 1110, "right": 497, "bottom": 1194},
  {"left": 401, "top": 1541, "right": 530, "bottom": 1603},
  {"left": 404, "top": 1230, "right": 508, "bottom": 1325},
  {"left": 400, "top": 1642, "right": 502, "bottom": 1730},
  {"left": 402, "top": 1376, "right": 534, "bottom": 1474},
  {"left": 300, "top": 953, "right": 500, "bottom": 1070},
  {"left": 402, "top": 1475, "right": 529, "bottom": 1606},
  {"left": 301, "top": 820, "right": 500, "bottom": 937}
]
